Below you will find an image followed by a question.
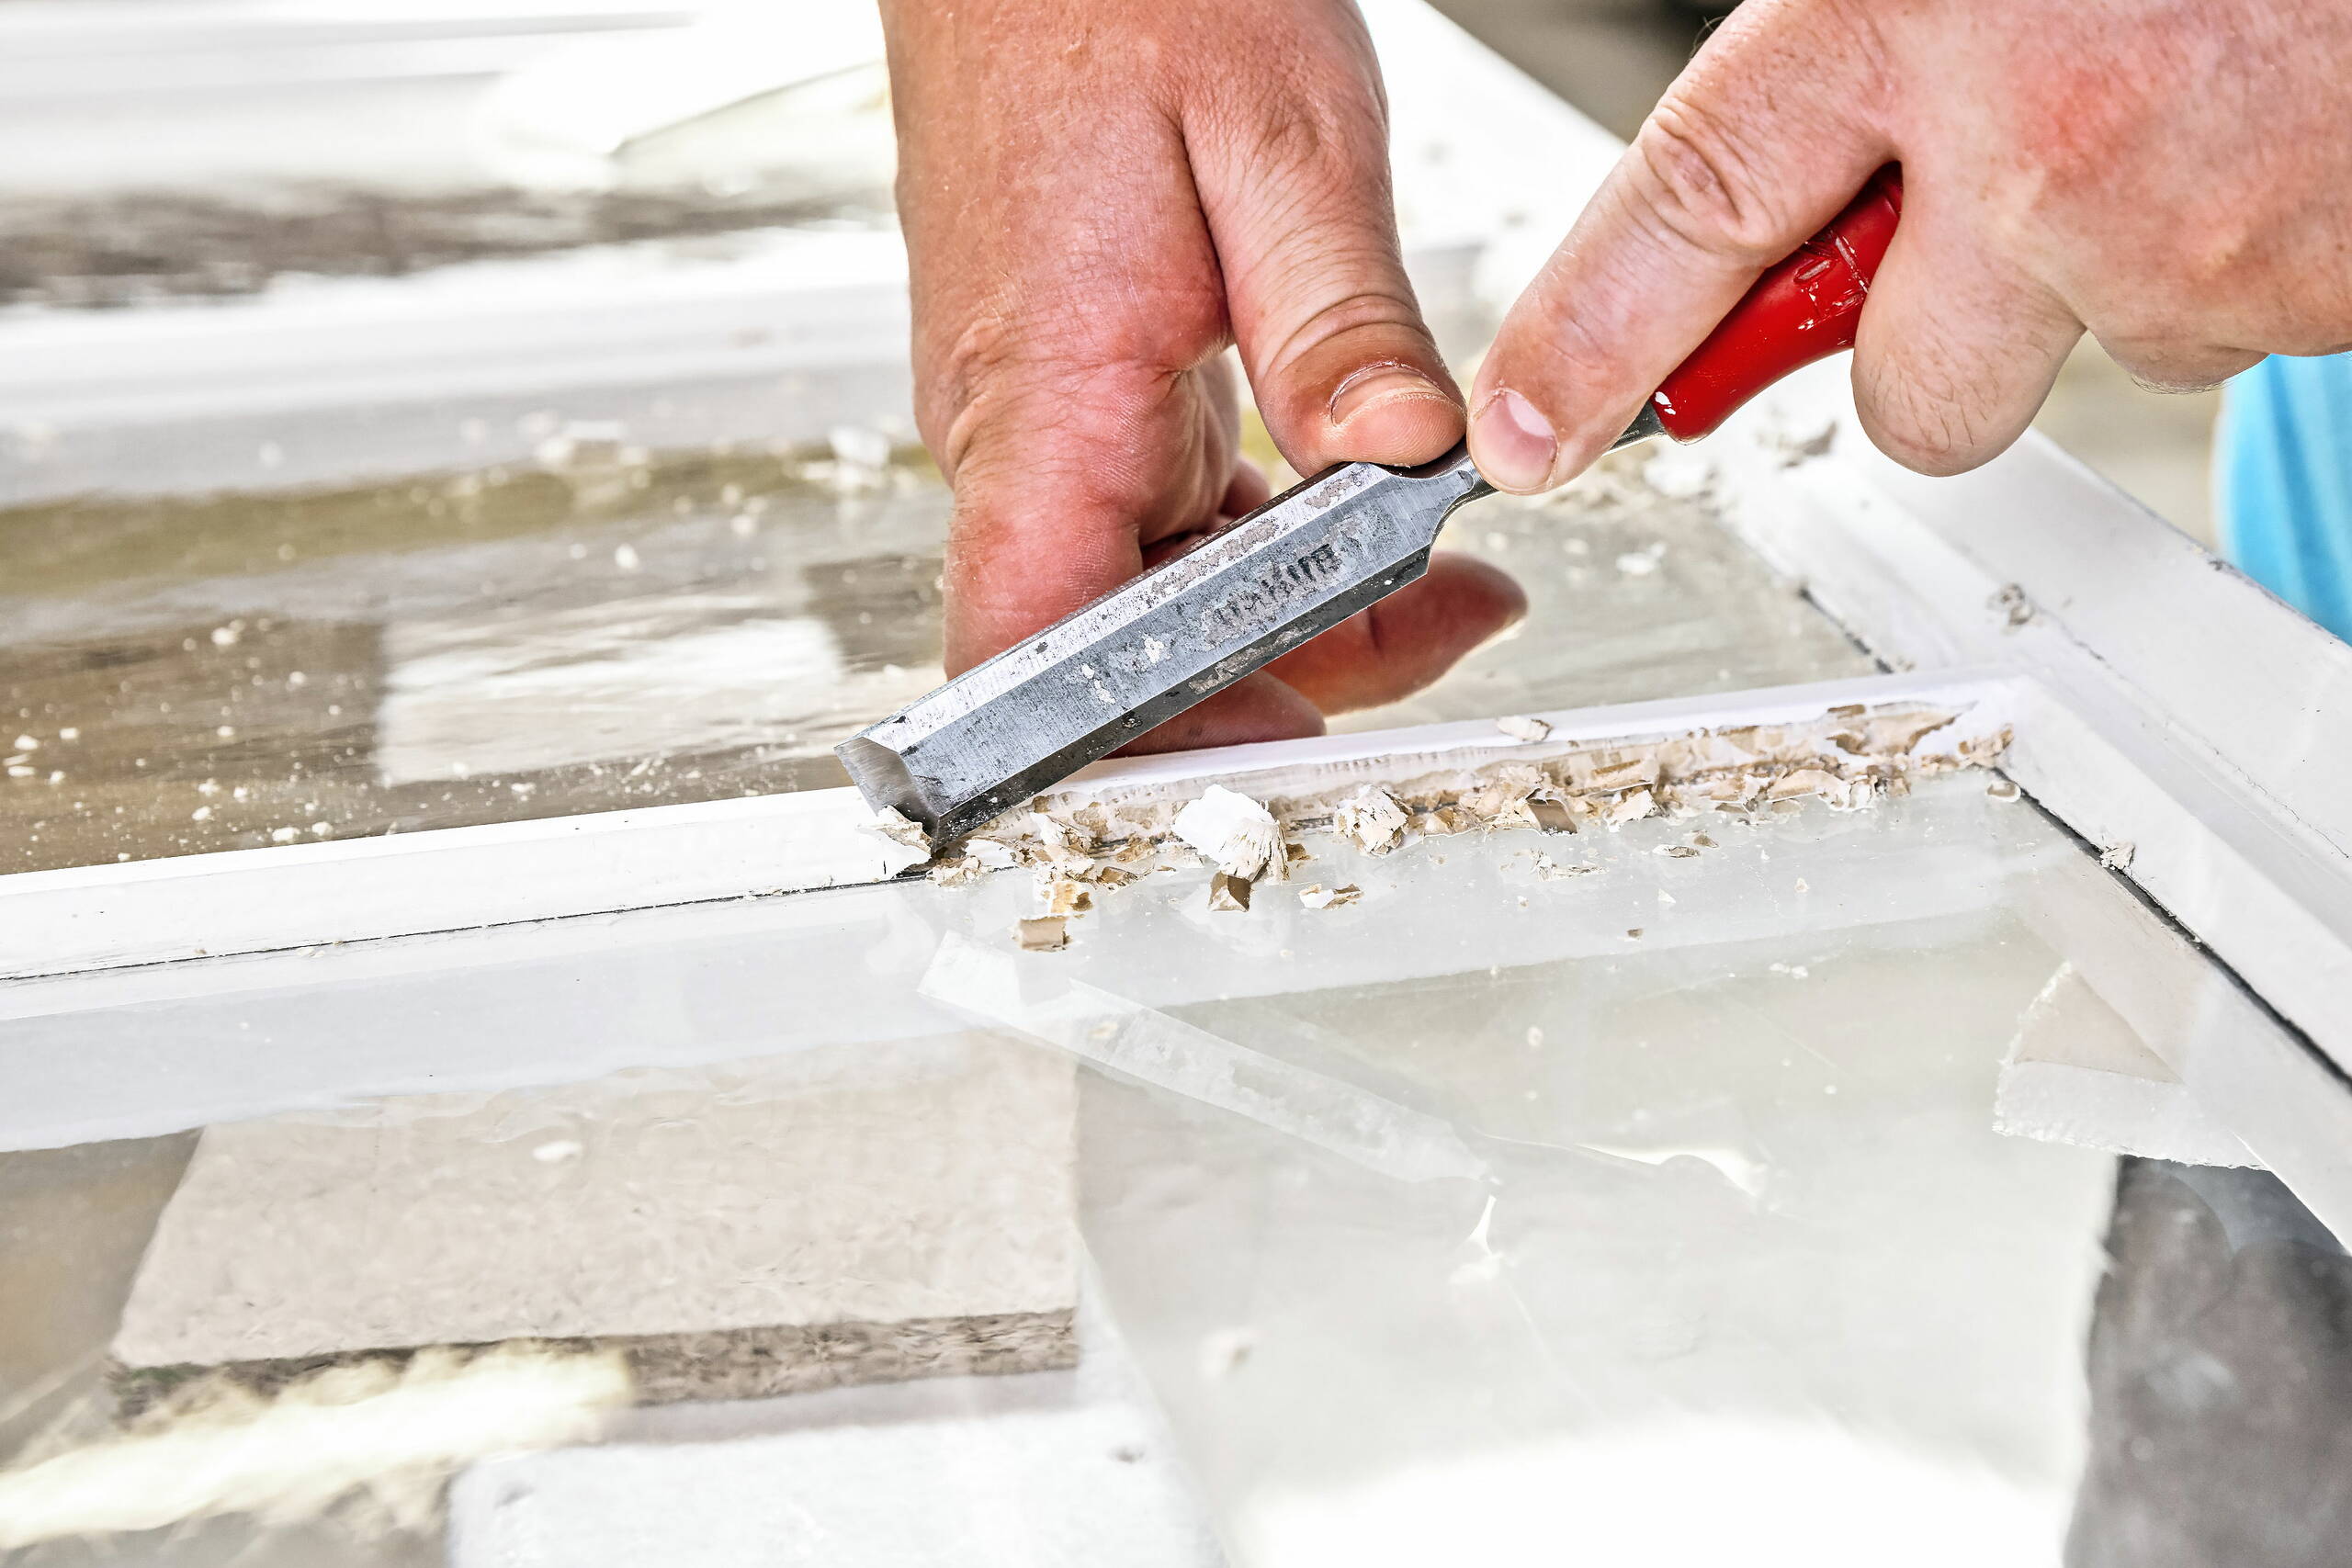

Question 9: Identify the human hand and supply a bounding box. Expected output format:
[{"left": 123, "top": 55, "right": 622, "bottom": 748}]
[
  {"left": 881, "top": 0, "right": 1523, "bottom": 749},
  {"left": 1467, "top": 0, "right": 2352, "bottom": 491}
]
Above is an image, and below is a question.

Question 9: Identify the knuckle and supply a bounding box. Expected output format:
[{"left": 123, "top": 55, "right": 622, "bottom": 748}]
[
  {"left": 1243, "top": 92, "right": 1343, "bottom": 183},
  {"left": 1216, "top": 29, "right": 1384, "bottom": 171},
  {"left": 1201, "top": 45, "right": 1388, "bottom": 215},
  {"left": 1501, "top": 287, "right": 1624, "bottom": 406},
  {"left": 939, "top": 355, "right": 1177, "bottom": 485},
  {"left": 1619, "top": 0, "right": 1875, "bottom": 265},
  {"left": 1260, "top": 285, "right": 1433, "bottom": 382},
  {"left": 920, "top": 289, "right": 1222, "bottom": 472},
  {"left": 1626, "top": 101, "right": 1788, "bottom": 265}
]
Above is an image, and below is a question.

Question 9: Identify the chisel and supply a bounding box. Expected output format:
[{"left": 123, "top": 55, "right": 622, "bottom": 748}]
[{"left": 841, "top": 167, "right": 1905, "bottom": 848}]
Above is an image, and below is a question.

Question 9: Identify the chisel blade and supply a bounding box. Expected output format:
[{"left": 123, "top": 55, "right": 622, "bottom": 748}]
[{"left": 837, "top": 445, "right": 1492, "bottom": 846}]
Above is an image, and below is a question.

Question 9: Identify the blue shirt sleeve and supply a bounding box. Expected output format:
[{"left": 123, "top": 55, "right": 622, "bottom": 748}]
[{"left": 2217, "top": 354, "right": 2352, "bottom": 645}]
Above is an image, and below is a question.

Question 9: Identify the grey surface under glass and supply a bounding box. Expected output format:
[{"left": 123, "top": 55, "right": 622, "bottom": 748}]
[{"left": 3, "top": 776, "right": 2338, "bottom": 1564}]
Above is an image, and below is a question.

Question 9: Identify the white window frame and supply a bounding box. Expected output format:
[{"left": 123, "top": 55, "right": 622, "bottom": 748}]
[{"left": 2, "top": 0, "right": 2348, "bottom": 1224}]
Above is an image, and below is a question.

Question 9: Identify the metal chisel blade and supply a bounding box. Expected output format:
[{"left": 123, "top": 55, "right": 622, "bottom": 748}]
[{"left": 837, "top": 444, "right": 1493, "bottom": 846}]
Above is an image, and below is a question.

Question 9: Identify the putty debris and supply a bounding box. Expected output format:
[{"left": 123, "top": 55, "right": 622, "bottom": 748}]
[
  {"left": 1173, "top": 785, "right": 1287, "bottom": 881},
  {"left": 1332, "top": 786, "right": 1408, "bottom": 854},
  {"left": 1496, "top": 715, "right": 1552, "bottom": 744},
  {"left": 1017, "top": 917, "right": 1069, "bottom": 952}
]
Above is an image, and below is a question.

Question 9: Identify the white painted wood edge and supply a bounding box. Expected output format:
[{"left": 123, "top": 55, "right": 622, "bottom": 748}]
[
  {"left": 1039, "top": 665, "right": 2018, "bottom": 807},
  {"left": 0, "top": 768, "right": 2045, "bottom": 1150},
  {"left": 1698, "top": 372, "right": 2352, "bottom": 1086},
  {"left": 2013, "top": 842, "right": 2352, "bottom": 1237},
  {"left": 0, "top": 670, "right": 2014, "bottom": 981},
  {"left": 1711, "top": 363, "right": 2352, "bottom": 863}
]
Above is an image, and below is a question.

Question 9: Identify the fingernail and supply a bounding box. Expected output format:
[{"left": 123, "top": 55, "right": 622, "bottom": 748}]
[
  {"left": 1328, "top": 362, "right": 1447, "bottom": 429},
  {"left": 1470, "top": 389, "right": 1557, "bottom": 492}
]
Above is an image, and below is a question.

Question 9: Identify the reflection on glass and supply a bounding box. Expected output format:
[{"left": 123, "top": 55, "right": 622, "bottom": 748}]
[{"left": 0, "top": 441, "right": 1866, "bottom": 876}]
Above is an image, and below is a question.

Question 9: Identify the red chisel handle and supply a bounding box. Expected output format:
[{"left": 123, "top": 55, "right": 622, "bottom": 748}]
[{"left": 1647, "top": 165, "right": 1904, "bottom": 442}]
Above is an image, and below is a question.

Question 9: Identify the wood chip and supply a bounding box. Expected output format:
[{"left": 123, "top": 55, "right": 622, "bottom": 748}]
[
  {"left": 1333, "top": 786, "right": 1408, "bottom": 854},
  {"left": 1208, "top": 872, "right": 1252, "bottom": 911},
  {"left": 1767, "top": 768, "right": 1843, "bottom": 801},
  {"left": 1298, "top": 884, "right": 1361, "bottom": 909},
  {"left": 1586, "top": 757, "right": 1657, "bottom": 790},
  {"left": 1986, "top": 778, "right": 2020, "bottom": 801},
  {"left": 1419, "top": 805, "right": 1477, "bottom": 836},
  {"left": 1528, "top": 799, "right": 1577, "bottom": 834},
  {"left": 1017, "top": 917, "right": 1069, "bottom": 951},
  {"left": 1495, "top": 715, "right": 1551, "bottom": 743}
]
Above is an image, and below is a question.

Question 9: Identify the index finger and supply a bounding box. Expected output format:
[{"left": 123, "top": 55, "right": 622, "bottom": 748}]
[{"left": 1466, "top": 0, "right": 1893, "bottom": 491}]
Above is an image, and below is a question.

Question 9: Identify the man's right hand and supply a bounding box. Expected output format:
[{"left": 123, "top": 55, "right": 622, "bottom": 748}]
[
  {"left": 1467, "top": 0, "right": 2352, "bottom": 493},
  {"left": 881, "top": 0, "right": 1524, "bottom": 750}
]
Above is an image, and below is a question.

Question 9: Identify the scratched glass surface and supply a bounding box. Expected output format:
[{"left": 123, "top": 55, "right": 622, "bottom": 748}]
[
  {"left": 2, "top": 776, "right": 2338, "bottom": 1564},
  {"left": 0, "top": 437, "right": 1867, "bottom": 876}
]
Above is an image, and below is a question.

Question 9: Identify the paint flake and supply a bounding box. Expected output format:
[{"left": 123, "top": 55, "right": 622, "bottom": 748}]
[
  {"left": 1297, "top": 884, "right": 1361, "bottom": 909},
  {"left": 1496, "top": 715, "right": 1551, "bottom": 744},
  {"left": 1173, "top": 785, "right": 1287, "bottom": 881},
  {"left": 1332, "top": 786, "right": 1408, "bottom": 854},
  {"left": 965, "top": 837, "right": 1018, "bottom": 869},
  {"left": 1602, "top": 788, "right": 1656, "bottom": 827},
  {"left": 1464, "top": 766, "right": 1545, "bottom": 821},
  {"left": 1207, "top": 872, "right": 1252, "bottom": 912}
]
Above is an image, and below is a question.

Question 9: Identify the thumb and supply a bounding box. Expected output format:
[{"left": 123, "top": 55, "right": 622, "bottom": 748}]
[
  {"left": 1185, "top": 21, "right": 1464, "bottom": 473},
  {"left": 1469, "top": 0, "right": 1892, "bottom": 491}
]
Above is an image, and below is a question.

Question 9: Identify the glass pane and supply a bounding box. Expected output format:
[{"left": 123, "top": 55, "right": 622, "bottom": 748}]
[
  {"left": 0, "top": 423, "right": 1869, "bottom": 877},
  {"left": 1, "top": 775, "right": 2340, "bottom": 1563},
  {"left": 0, "top": 3, "right": 1864, "bottom": 879}
]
